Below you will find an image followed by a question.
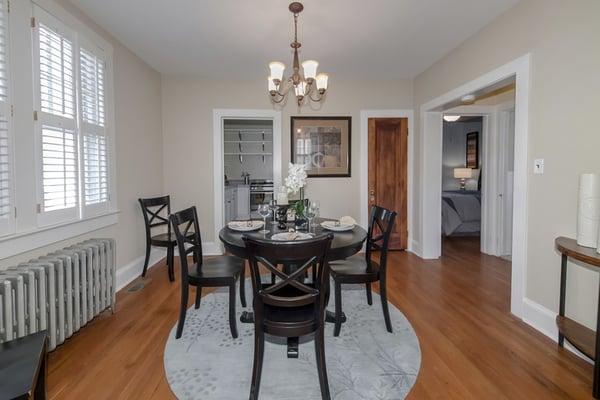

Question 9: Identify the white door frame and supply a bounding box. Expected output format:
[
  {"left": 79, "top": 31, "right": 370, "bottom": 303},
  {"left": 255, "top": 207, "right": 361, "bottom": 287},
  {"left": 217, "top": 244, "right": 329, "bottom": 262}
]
[
  {"left": 360, "top": 110, "right": 414, "bottom": 252},
  {"left": 213, "top": 109, "right": 282, "bottom": 252},
  {"left": 419, "top": 54, "right": 530, "bottom": 318}
]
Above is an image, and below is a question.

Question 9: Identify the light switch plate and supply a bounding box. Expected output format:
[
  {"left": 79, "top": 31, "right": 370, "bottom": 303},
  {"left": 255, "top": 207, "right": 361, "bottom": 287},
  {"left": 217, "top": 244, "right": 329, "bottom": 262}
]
[{"left": 534, "top": 159, "right": 544, "bottom": 174}]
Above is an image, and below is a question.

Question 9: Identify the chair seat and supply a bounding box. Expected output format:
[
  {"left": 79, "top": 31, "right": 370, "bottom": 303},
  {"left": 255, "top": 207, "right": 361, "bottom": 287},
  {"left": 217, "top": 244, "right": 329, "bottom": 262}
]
[
  {"left": 151, "top": 231, "right": 194, "bottom": 246},
  {"left": 262, "top": 303, "right": 318, "bottom": 336},
  {"left": 188, "top": 255, "right": 244, "bottom": 284},
  {"left": 330, "top": 255, "right": 380, "bottom": 283}
]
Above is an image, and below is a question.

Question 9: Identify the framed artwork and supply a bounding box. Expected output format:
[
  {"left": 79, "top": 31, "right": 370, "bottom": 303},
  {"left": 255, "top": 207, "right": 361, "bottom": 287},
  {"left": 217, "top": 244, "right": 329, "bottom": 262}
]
[
  {"left": 465, "top": 131, "right": 479, "bottom": 169},
  {"left": 290, "top": 116, "right": 351, "bottom": 177}
]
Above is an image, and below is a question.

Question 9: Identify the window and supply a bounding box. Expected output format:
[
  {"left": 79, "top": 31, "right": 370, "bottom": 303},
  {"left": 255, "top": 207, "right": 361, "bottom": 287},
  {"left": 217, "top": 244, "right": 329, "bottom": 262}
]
[
  {"left": 0, "top": 0, "right": 14, "bottom": 236},
  {"left": 80, "top": 47, "right": 109, "bottom": 214},
  {"left": 33, "top": 5, "right": 112, "bottom": 226}
]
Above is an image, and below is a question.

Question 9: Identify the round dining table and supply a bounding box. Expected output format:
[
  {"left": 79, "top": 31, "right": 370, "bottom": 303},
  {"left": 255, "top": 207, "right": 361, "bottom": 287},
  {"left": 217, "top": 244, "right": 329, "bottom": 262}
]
[{"left": 219, "top": 217, "right": 367, "bottom": 358}]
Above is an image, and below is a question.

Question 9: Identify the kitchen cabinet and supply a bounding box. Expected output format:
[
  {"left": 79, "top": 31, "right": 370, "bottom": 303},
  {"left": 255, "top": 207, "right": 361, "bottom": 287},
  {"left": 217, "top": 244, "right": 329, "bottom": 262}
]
[
  {"left": 224, "top": 187, "right": 237, "bottom": 223},
  {"left": 236, "top": 185, "right": 250, "bottom": 220}
]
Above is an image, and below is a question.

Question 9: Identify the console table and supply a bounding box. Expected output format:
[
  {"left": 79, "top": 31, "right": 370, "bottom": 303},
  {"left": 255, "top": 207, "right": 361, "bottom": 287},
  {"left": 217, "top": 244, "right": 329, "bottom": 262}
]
[{"left": 555, "top": 236, "right": 600, "bottom": 398}]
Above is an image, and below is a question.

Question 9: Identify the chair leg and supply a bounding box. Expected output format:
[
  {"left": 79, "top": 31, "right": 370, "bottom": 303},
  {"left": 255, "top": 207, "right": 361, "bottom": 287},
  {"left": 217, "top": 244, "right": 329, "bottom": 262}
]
[
  {"left": 249, "top": 327, "right": 265, "bottom": 400},
  {"left": 366, "top": 283, "right": 373, "bottom": 306},
  {"left": 195, "top": 286, "right": 202, "bottom": 309},
  {"left": 176, "top": 281, "right": 189, "bottom": 339},
  {"left": 312, "top": 262, "right": 317, "bottom": 283},
  {"left": 380, "top": 280, "right": 393, "bottom": 333},
  {"left": 333, "top": 281, "right": 343, "bottom": 337},
  {"left": 141, "top": 242, "right": 151, "bottom": 278},
  {"left": 167, "top": 245, "right": 175, "bottom": 282},
  {"left": 229, "top": 284, "right": 239, "bottom": 339},
  {"left": 315, "top": 325, "right": 331, "bottom": 400},
  {"left": 239, "top": 263, "right": 247, "bottom": 308}
]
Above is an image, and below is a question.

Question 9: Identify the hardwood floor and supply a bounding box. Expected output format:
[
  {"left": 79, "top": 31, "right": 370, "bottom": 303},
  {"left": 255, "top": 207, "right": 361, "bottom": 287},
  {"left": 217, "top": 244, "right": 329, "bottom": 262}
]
[{"left": 47, "top": 237, "right": 593, "bottom": 399}]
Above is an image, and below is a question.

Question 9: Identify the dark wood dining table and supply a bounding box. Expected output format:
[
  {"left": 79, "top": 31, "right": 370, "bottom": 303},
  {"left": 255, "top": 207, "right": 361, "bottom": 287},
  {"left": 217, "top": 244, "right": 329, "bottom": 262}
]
[{"left": 219, "top": 217, "right": 367, "bottom": 358}]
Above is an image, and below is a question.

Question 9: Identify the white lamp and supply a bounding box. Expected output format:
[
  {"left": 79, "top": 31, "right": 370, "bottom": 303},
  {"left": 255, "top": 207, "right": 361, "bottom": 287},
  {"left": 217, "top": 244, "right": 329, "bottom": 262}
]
[
  {"left": 443, "top": 115, "right": 461, "bottom": 122},
  {"left": 302, "top": 60, "right": 318, "bottom": 81},
  {"left": 454, "top": 168, "right": 473, "bottom": 190},
  {"left": 316, "top": 73, "right": 329, "bottom": 92},
  {"left": 269, "top": 61, "right": 285, "bottom": 83}
]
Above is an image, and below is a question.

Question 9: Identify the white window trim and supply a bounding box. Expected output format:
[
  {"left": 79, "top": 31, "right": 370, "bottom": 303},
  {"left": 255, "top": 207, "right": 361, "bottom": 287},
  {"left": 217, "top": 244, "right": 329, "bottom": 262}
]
[
  {"left": 0, "top": 210, "right": 119, "bottom": 259},
  {"left": 0, "top": 0, "right": 118, "bottom": 258},
  {"left": 0, "top": 0, "right": 16, "bottom": 237}
]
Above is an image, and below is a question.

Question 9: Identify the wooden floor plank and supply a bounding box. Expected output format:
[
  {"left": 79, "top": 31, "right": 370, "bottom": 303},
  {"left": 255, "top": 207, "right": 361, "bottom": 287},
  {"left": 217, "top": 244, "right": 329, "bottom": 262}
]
[{"left": 46, "top": 237, "right": 593, "bottom": 399}]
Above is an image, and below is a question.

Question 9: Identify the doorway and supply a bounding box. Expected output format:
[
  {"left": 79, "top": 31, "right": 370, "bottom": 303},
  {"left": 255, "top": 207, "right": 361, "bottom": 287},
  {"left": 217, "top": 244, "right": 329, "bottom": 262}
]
[
  {"left": 213, "top": 109, "right": 282, "bottom": 251},
  {"left": 419, "top": 54, "right": 530, "bottom": 318},
  {"left": 368, "top": 118, "right": 408, "bottom": 250}
]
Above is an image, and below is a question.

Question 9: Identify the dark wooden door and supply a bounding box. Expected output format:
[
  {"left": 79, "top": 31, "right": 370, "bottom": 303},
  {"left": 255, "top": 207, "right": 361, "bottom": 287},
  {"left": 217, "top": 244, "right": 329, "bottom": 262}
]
[{"left": 368, "top": 118, "right": 408, "bottom": 250}]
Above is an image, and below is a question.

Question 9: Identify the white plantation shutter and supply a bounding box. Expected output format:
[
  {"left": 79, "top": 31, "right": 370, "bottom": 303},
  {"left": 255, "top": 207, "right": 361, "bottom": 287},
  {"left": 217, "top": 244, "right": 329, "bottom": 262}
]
[
  {"left": 0, "top": 0, "right": 14, "bottom": 236},
  {"left": 34, "top": 8, "right": 79, "bottom": 226},
  {"left": 80, "top": 47, "right": 109, "bottom": 214}
]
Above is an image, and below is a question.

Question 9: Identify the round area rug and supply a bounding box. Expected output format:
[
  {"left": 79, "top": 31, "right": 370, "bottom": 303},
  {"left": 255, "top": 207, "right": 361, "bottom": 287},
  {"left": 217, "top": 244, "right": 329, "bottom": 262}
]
[{"left": 164, "top": 280, "right": 421, "bottom": 399}]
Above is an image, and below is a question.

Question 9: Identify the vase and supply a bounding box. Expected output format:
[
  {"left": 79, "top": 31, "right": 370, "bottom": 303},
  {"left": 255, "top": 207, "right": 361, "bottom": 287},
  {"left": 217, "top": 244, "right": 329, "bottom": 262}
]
[{"left": 294, "top": 188, "right": 308, "bottom": 230}]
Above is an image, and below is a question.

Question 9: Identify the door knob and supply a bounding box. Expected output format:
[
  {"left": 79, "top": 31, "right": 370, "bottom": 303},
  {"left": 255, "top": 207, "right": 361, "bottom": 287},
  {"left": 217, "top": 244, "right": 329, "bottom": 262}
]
[{"left": 369, "top": 189, "right": 375, "bottom": 203}]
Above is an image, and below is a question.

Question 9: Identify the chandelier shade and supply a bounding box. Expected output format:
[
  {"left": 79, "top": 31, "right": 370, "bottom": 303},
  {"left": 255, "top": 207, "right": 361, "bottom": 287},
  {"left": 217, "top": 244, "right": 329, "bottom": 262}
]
[{"left": 267, "top": 2, "right": 329, "bottom": 106}]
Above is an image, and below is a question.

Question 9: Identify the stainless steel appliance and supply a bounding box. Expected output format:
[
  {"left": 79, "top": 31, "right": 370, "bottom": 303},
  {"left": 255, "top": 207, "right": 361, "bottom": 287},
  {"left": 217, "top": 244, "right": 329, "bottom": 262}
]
[{"left": 249, "top": 179, "right": 274, "bottom": 216}]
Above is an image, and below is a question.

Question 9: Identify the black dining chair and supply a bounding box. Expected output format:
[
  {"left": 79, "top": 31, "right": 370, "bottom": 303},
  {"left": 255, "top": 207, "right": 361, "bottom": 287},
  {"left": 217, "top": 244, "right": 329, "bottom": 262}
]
[
  {"left": 243, "top": 234, "right": 334, "bottom": 400},
  {"left": 170, "top": 206, "right": 246, "bottom": 339},
  {"left": 139, "top": 196, "right": 180, "bottom": 281},
  {"left": 330, "top": 205, "right": 397, "bottom": 336}
]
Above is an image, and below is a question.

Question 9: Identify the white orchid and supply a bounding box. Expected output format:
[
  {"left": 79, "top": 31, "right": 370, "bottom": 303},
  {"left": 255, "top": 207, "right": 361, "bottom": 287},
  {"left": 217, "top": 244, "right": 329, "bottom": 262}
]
[{"left": 284, "top": 162, "right": 307, "bottom": 194}]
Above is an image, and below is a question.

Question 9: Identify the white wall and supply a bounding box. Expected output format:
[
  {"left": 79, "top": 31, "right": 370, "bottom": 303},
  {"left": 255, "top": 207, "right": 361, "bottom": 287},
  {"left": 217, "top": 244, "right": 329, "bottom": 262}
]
[
  {"left": 161, "top": 78, "right": 413, "bottom": 242},
  {"left": 0, "top": 0, "right": 163, "bottom": 274},
  {"left": 442, "top": 120, "right": 482, "bottom": 190},
  {"left": 413, "top": 0, "right": 600, "bottom": 330}
]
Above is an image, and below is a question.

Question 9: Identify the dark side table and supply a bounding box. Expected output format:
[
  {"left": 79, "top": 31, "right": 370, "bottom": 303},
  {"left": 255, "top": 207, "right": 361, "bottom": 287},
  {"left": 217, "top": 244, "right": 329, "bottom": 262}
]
[
  {"left": 0, "top": 331, "right": 48, "bottom": 400},
  {"left": 555, "top": 237, "right": 600, "bottom": 399}
]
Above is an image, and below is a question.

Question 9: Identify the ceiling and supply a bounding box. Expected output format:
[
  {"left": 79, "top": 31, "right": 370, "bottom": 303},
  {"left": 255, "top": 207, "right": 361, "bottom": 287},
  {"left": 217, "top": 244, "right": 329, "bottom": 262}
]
[{"left": 68, "top": 0, "right": 520, "bottom": 80}]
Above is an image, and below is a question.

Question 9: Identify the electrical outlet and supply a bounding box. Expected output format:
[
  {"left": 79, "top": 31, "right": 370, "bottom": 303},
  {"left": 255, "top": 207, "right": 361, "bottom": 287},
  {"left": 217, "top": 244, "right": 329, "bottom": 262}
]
[{"left": 534, "top": 159, "right": 544, "bottom": 174}]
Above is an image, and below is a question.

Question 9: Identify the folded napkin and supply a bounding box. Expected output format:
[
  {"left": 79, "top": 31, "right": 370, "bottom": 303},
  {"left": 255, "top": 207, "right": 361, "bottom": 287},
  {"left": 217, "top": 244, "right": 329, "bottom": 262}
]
[{"left": 339, "top": 216, "right": 357, "bottom": 226}]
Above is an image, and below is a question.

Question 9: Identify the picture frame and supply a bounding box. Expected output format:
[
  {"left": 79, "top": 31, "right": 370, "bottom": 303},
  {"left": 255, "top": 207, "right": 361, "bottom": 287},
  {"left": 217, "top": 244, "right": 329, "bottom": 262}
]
[
  {"left": 465, "top": 131, "right": 479, "bottom": 169},
  {"left": 290, "top": 116, "right": 351, "bottom": 177}
]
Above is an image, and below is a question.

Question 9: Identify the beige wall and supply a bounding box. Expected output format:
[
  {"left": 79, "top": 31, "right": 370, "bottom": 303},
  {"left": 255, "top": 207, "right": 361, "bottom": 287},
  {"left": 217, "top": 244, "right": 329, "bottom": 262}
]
[
  {"left": 413, "top": 0, "right": 600, "bottom": 328},
  {"left": 1, "top": 1, "right": 163, "bottom": 269},
  {"left": 161, "top": 78, "right": 412, "bottom": 242}
]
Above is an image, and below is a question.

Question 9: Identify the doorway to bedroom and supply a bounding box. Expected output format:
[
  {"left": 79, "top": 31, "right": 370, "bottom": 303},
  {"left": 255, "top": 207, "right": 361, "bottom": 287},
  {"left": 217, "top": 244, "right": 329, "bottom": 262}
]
[{"left": 440, "top": 81, "right": 516, "bottom": 260}]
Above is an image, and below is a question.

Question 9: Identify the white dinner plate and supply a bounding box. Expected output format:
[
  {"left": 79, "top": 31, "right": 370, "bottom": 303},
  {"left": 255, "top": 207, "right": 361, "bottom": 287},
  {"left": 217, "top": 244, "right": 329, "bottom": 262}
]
[
  {"left": 321, "top": 221, "right": 355, "bottom": 232},
  {"left": 270, "top": 232, "right": 313, "bottom": 241},
  {"left": 227, "top": 220, "right": 264, "bottom": 232}
]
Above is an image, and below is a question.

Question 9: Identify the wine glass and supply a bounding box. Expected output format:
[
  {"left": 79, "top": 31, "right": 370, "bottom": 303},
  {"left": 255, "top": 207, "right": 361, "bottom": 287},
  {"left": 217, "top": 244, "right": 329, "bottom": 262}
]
[
  {"left": 257, "top": 204, "right": 270, "bottom": 233},
  {"left": 306, "top": 201, "right": 319, "bottom": 232}
]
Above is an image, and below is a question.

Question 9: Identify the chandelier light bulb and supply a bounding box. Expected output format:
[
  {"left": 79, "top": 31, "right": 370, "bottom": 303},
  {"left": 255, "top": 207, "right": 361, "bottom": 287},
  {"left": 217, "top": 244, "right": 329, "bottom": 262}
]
[
  {"left": 295, "top": 81, "right": 307, "bottom": 97},
  {"left": 302, "top": 60, "right": 318, "bottom": 81},
  {"left": 269, "top": 62, "right": 285, "bottom": 82},
  {"left": 267, "top": 77, "right": 277, "bottom": 92},
  {"left": 316, "top": 73, "right": 328, "bottom": 91}
]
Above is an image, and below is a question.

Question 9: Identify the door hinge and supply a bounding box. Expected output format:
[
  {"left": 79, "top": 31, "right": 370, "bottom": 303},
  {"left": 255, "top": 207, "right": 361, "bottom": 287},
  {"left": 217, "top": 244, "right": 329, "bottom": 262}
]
[
  {"left": 33, "top": 110, "right": 38, "bottom": 121},
  {"left": 36, "top": 204, "right": 42, "bottom": 213},
  {"left": 31, "top": 17, "right": 36, "bottom": 28},
  {"left": 7, "top": 0, "right": 10, "bottom": 14},
  {"left": 14, "top": 207, "right": 17, "bottom": 218},
  {"left": 10, "top": 105, "right": 14, "bottom": 117}
]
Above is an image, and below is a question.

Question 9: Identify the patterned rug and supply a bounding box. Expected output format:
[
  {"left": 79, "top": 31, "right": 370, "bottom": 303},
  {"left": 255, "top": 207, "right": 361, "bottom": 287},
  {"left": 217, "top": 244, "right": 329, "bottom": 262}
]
[{"left": 164, "top": 280, "right": 421, "bottom": 399}]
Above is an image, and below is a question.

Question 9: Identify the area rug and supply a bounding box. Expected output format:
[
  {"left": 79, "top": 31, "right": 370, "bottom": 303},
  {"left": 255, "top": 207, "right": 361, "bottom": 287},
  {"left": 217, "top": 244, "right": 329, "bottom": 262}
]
[{"left": 164, "top": 280, "right": 421, "bottom": 399}]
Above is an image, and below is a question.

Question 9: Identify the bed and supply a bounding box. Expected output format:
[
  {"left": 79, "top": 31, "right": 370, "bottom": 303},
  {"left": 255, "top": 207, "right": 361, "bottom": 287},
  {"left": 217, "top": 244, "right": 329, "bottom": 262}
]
[{"left": 441, "top": 190, "right": 481, "bottom": 236}]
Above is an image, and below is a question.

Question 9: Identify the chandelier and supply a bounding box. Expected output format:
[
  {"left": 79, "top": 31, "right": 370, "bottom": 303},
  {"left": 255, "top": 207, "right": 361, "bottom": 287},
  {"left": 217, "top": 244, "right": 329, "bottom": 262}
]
[{"left": 267, "top": 2, "right": 329, "bottom": 106}]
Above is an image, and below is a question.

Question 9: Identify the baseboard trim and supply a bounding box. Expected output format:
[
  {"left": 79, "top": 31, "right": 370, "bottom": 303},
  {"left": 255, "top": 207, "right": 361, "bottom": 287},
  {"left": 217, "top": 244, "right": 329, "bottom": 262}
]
[
  {"left": 408, "top": 239, "right": 421, "bottom": 257},
  {"left": 522, "top": 298, "right": 593, "bottom": 364},
  {"left": 116, "top": 242, "right": 221, "bottom": 291},
  {"left": 116, "top": 248, "right": 166, "bottom": 291}
]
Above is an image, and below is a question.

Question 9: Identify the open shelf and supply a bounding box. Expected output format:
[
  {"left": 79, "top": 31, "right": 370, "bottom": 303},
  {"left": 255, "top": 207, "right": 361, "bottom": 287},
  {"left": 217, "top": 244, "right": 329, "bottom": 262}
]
[{"left": 556, "top": 315, "right": 596, "bottom": 359}]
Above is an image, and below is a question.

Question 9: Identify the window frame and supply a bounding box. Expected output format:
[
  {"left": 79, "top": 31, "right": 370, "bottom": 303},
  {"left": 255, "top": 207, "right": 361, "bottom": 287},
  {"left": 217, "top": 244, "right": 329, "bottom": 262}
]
[
  {"left": 0, "top": 0, "right": 118, "bottom": 258},
  {"left": 0, "top": 0, "right": 15, "bottom": 237}
]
